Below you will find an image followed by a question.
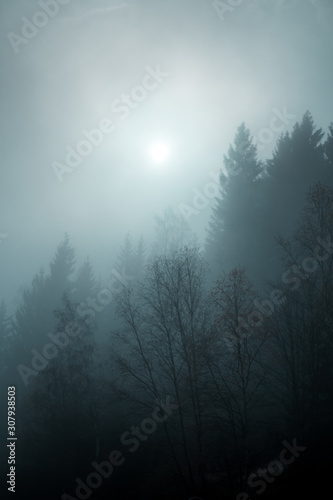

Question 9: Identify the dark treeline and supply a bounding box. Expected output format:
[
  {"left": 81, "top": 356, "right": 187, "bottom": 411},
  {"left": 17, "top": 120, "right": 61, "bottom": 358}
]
[{"left": 1, "top": 111, "right": 333, "bottom": 499}]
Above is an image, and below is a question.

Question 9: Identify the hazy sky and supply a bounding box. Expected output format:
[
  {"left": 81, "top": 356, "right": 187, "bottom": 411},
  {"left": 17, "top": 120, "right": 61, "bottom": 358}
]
[{"left": 1, "top": 0, "right": 333, "bottom": 309}]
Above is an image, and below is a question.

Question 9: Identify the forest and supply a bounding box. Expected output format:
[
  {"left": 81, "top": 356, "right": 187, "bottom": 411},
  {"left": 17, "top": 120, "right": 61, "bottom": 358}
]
[{"left": 1, "top": 111, "right": 333, "bottom": 499}]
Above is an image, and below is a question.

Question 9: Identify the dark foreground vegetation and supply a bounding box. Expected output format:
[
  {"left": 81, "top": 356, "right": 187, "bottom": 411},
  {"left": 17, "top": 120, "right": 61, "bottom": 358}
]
[{"left": 1, "top": 112, "right": 333, "bottom": 499}]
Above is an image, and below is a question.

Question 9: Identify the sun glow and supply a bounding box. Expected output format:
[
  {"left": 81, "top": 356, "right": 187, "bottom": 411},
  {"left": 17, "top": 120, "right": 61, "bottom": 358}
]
[{"left": 148, "top": 141, "right": 170, "bottom": 164}]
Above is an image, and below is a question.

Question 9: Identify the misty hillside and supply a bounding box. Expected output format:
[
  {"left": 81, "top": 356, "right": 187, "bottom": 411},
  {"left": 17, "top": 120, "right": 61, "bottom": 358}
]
[{"left": 1, "top": 1, "right": 333, "bottom": 499}]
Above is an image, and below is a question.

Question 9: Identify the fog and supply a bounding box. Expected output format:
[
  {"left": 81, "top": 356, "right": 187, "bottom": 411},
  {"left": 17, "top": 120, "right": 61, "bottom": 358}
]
[
  {"left": 1, "top": 0, "right": 332, "bottom": 306},
  {"left": 1, "top": 1, "right": 333, "bottom": 499}
]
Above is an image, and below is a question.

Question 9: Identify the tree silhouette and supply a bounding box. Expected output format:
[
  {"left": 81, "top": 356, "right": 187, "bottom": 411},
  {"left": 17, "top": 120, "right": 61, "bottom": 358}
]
[{"left": 206, "top": 123, "right": 263, "bottom": 279}]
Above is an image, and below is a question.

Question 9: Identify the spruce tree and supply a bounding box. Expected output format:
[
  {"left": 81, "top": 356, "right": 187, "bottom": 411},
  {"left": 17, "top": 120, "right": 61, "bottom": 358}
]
[
  {"left": 264, "top": 111, "right": 325, "bottom": 236},
  {"left": 206, "top": 123, "right": 263, "bottom": 278},
  {"left": 0, "top": 300, "right": 11, "bottom": 372},
  {"left": 13, "top": 235, "right": 76, "bottom": 378},
  {"left": 73, "top": 258, "right": 96, "bottom": 303}
]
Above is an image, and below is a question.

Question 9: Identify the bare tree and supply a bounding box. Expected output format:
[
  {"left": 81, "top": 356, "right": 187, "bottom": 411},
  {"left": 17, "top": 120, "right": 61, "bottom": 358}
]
[
  {"left": 269, "top": 182, "right": 333, "bottom": 431},
  {"left": 111, "top": 247, "right": 213, "bottom": 492},
  {"left": 206, "top": 267, "right": 272, "bottom": 493}
]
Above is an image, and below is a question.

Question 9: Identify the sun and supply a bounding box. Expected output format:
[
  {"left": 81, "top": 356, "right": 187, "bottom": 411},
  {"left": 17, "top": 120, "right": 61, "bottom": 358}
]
[{"left": 148, "top": 141, "right": 170, "bottom": 164}]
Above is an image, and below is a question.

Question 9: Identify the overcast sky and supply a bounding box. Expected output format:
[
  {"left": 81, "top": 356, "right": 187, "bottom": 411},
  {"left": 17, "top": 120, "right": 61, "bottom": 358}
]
[{"left": 1, "top": 0, "right": 333, "bottom": 310}]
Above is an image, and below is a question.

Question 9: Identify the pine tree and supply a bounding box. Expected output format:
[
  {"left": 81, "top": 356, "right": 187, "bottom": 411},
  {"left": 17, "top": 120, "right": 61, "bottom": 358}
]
[
  {"left": 0, "top": 300, "right": 12, "bottom": 372},
  {"left": 115, "top": 232, "right": 135, "bottom": 277},
  {"left": 14, "top": 269, "right": 48, "bottom": 347},
  {"left": 18, "top": 295, "right": 101, "bottom": 495},
  {"left": 73, "top": 258, "right": 96, "bottom": 303},
  {"left": 259, "top": 112, "right": 327, "bottom": 280},
  {"left": 13, "top": 235, "right": 76, "bottom": 374},
  {"left": 48, "top": 232, "right": 75, "bottom": 297},
  {"left": 264, "top": 111, "right": 325, "bottom": 235},
  {"left": 206, "top": 123, "right": 263, "bottom": 278}
]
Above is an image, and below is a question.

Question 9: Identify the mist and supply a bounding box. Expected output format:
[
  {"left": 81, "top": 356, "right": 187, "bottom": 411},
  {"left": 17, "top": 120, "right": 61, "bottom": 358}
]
[{"left": 1, "top": 0, "right": 333, "bottom": 499}]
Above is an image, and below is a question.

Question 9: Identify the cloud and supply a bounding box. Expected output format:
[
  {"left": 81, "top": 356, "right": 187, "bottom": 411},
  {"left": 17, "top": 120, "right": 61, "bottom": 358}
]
[{"left": 62, "top": 4, "right": 128, "bottom": 24}]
